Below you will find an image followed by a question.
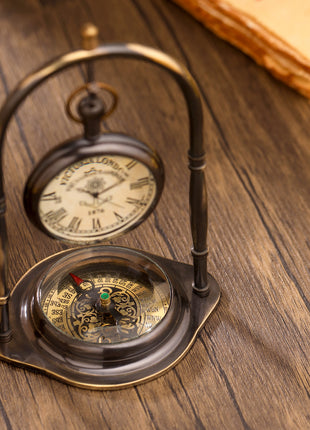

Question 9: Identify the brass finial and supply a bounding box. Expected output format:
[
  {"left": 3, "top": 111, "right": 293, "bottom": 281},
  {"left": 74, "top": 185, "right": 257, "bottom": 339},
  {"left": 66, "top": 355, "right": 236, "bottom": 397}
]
[{"left": 81, "top": 23, "right": 99, "bottom": 50}]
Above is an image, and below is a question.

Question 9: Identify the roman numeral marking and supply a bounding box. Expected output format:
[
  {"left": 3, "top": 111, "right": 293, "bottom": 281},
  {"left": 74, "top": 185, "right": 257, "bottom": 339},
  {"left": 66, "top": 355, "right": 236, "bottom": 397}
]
[
  {"left": 68, "top": 217, "right": 82, "bottom": 232},
  {"left": 92, "top": 218, "right": 101, "bottom": 230},
  {"left": 113, "top": 212, "right": 123, "bottom": 221},
  {"left": 126, "top": 160, "right": 137, "bottom": 170},
  {"left": 41, "top": 192, "right": 61, "bottom": 203},
  {"left": 43, "top": 208, "right": 67, "bottom": 224},
  {"left": 130, "top": 177, "right": 149, "bottom": 189},
  {"left": 126, "top": 197, "right": 147, "bottom": 207}
]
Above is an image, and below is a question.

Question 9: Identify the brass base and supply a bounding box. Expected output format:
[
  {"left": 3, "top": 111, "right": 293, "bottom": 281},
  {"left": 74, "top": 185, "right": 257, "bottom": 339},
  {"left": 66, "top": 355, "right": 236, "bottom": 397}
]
[{"left": 0, "top": 247, "right": 220, "bottom": 389}]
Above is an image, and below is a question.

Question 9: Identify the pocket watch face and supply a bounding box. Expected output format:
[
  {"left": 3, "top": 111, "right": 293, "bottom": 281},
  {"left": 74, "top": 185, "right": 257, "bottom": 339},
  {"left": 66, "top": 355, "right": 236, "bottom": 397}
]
[
  {"left": 39, "top": 154, "right": 156, "bottom": 242},
  {"left": 36, "top": 248, "right": 171, "bottom": 345},
  {"left": 24, "top": 134, "right": 164, "bottom": 243}
]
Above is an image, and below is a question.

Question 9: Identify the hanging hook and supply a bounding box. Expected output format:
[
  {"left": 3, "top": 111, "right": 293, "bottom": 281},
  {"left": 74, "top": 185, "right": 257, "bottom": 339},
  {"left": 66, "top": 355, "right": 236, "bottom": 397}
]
[{"left": 65, "top": 82, "right": 118, "bottom": 124}]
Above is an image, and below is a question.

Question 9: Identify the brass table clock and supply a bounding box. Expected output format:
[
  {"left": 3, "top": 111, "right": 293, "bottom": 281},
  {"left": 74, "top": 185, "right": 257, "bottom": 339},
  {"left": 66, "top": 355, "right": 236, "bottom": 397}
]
[{"left": 0, "top": 25, "right": 220, "bottom": 389}]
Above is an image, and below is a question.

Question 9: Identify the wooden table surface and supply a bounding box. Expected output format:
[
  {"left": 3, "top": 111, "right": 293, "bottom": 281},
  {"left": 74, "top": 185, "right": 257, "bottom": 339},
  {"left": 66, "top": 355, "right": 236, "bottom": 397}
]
[{"left": 0, "top": 0, "right": 309, "bottom": 429}]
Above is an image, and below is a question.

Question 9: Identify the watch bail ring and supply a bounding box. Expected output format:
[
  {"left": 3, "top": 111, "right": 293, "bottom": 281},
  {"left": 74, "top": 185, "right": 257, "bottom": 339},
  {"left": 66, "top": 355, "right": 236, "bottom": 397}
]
[{"left": 65, "top": 82, "right": 118, "bottom": 123}]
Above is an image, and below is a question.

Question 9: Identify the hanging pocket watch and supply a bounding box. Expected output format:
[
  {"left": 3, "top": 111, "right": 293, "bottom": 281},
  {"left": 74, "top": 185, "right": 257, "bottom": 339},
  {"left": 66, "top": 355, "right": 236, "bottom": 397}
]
[{"left": 24, "top": 84, "right": 164, "bottom": 244}]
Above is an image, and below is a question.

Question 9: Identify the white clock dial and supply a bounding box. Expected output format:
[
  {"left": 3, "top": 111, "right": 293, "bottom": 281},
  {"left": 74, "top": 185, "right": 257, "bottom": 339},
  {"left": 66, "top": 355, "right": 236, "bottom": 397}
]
[{"left": 38, "top": 155, "right": 157, "bottom": 242}]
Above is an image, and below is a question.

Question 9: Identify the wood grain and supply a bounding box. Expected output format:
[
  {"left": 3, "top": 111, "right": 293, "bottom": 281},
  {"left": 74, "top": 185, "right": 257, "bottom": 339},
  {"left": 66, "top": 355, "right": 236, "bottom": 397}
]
[{"left": 0, "top": 0, "right": 309, "bottom": 429}]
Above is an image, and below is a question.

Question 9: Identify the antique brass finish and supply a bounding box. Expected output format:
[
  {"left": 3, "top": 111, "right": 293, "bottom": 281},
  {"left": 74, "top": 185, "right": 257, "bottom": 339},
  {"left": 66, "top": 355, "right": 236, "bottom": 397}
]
[
  {"left": 1, "top": 246, "right": 219, "bottom": 389},
  {"left": 0, "top": 26, "right": 220, "bottom": 389},
  {"left": 81, "top": 23, "right": 99, "bottom": 50}
]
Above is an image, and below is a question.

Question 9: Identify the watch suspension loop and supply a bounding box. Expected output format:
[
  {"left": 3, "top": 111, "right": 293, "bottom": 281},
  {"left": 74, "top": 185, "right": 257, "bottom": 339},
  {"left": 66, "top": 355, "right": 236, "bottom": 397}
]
[{"left": 65, "top": 82, "right": 118, "bottom": 124}]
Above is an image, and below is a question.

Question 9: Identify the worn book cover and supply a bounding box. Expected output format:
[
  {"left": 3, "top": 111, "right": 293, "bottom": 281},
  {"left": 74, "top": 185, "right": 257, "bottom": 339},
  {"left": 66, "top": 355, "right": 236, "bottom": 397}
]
[{"left": 172, "top": 0, "right": 310, "bottom": 97}]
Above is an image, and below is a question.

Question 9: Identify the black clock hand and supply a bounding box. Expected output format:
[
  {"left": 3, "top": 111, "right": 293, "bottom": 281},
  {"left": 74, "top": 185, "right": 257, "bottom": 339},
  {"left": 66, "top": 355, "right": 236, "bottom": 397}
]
[
  {"left": 97, "top": 178, "right": 125, "bottom": 196},
  {"left": 77, "top": 178, "right": 124, "bottom": 199},
  {"left": 76, "top": 187, "right": 96, "bottom": 197}
]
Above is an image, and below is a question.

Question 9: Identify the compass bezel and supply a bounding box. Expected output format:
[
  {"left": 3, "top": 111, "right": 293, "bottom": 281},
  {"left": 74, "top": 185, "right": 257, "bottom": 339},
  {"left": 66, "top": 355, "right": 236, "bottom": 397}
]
[
  {"left": 31, "top": 246, "right": 181, "bottom": 363},
  {"left": 24, "top": 132, "right": 165, "bottom": 244}
]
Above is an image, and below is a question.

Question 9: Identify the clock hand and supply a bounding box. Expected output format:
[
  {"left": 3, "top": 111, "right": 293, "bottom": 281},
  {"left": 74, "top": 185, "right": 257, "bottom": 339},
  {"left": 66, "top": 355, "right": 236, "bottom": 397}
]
[
  {"left": 97, "top": 178, "right": 125, "bottom": 196},
  {"left": 96, "top": 195, "right": 124, "bottom": 208},
  {"left": 76, "top": 187, "right": 96, "bottom": 197},
  {"left": 79, "top": 195, "right": 115, "bottom": 209},
  {"left": 107, "top": 201, "right": 124, "bottom": 208},
  {"left": 77, "top": 180, "right": 124, "bottom": 199},
  {"left": 96, "top": 195, "right": 112, "bottom": 205}
]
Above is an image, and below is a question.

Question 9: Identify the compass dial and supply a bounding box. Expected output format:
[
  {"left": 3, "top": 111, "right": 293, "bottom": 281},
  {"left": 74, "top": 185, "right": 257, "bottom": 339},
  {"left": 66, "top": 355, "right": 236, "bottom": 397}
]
[
  {"left": 36, "top": 248, "right": 171, "bottom": 345},
  {"left": 38, "top": 155, "right": 156, "bottom": 243}
]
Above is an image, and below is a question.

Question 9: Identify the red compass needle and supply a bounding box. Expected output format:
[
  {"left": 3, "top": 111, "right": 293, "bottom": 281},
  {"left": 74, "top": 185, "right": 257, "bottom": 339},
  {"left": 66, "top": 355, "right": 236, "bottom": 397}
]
[{"left": 69, "top": 273, "right": 84, "bottom": 286}]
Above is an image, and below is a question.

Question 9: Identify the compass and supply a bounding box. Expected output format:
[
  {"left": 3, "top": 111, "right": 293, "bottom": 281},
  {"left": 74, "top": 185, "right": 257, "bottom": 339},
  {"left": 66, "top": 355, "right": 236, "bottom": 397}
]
[
  {"left": 35, "top": 247, "right": 171, "bottom": 345},
  {"left": 0, "top": 24, "right": 220, "bottom": 389}
]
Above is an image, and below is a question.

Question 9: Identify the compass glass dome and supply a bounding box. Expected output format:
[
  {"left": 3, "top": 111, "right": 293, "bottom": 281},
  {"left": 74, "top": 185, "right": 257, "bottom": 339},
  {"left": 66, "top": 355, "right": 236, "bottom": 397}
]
[{"left": 37, "top": 247, "right": 171, "bottom": 344}]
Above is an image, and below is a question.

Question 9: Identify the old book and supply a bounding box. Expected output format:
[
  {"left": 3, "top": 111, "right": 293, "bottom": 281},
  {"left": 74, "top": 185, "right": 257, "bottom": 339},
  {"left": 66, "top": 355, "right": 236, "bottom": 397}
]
[{"left": 171, "top": 0, "right": 310, "bottom": 98}]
